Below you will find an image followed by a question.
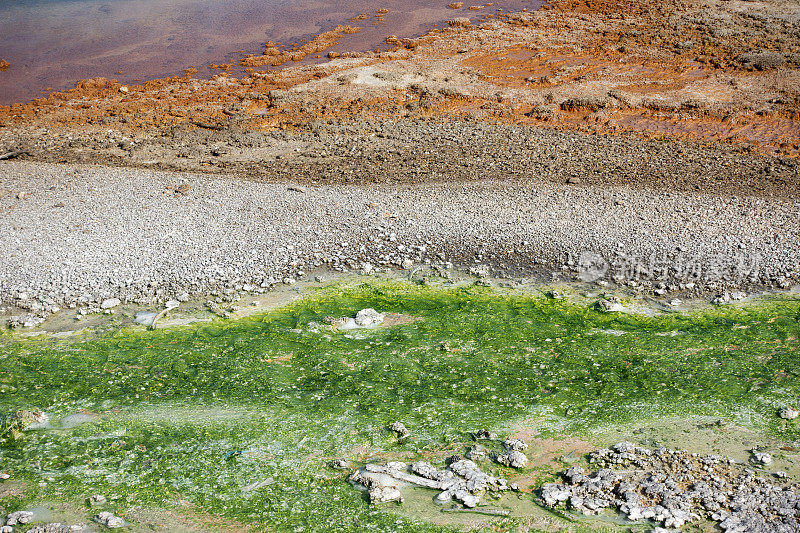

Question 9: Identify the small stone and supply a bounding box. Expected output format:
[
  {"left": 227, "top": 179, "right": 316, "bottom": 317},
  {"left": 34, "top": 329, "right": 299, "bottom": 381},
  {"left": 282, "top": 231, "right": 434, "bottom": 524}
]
[
  {"left": 391, "top": 421, "right": 410, "bottom": 438},
  {"left": 597, "top": 296, "right": 622, "bottom": 312},
  {"left": 287, "top": 185, "right": 307, "bottom": 193},
  {"left": 779, "top": 406, "right": 798, "bottom": 420},
  {"left": 7, "top": 314, "right": 45, "bottom": 328},
  {"left": 165, "top": 299, "right": 180, "bottom": 309},
  {"left": 355, "top": 308, "right": 384, "bottom": 327},
  {"left": 177, "top": 292, "right": 190, "bottom": 302},
  {"left": 753, "top": 451, "right": 772, "bottom": 465},
  {"left": 330, "top": 458, "right": 349, "bottom": 469},
  {"left": 370, "top": 485, "right": 403, "bottom": 503},
  {"left": 95, "top": 511, "right": 124, "bottom": 528},
  {"left": 454, "top": 490, "right": 480, "bottom": 507},
  {"left": 100, "top": 298, "right": 121, "bottom": 309},
  {"left": 5, "top": 510, "right": 34, "bottom": 525},
  {"left": 469, "top": 265, "right": 490, "bottom": 278},
  {"left": 401, "top": 258, "right": 414, "bottom": 270},
  {"left": 567, "top": 177, "right": 581, "bottom": 184},
  {"left": 504, "top": 438, "right": 528, "bottom": 451},
  {"left": 712, "top": 293, "right": 731, "bottom": 305},
  {"left": 497, "top": 450, "right": 527, "bottom": 468},
  {"left": 0, "top": 473, "right": 10, "bottom": 480},
  {"left": 88, "top": 494, "right": 107, "bottom": 506},
  {"left": 472, "top": 429, "right": 496, "bottom": 440},
  {"left": 119, "top": 86, "right": 129, "bottom": 93}
]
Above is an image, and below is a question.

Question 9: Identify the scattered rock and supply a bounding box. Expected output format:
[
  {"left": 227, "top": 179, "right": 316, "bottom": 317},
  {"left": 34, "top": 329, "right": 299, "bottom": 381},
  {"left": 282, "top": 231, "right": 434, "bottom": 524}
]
[
  {"left": 7, "top": 314, "right": 45, "bottom": 328},
  {"left": 390, "top": 421, "right": 410, "bottom": 438},
  {"left": 753, "top": 451, "right": 772, "bottom": 465},
  {"left": 88, "top": 494, "right": 107, "bottom": 506},
  {"left": 353, "top": 457, "right": 510, "bottom": 508},
  {"left": 100, "top": 298, "right": 121, "bottom": 309},
  {"left": 468, "top": 266, "right": 489, "bottom": 278},
  {"left": 330, "top": 458, "right": 349, "bottom": 469},
  {"left": 503, "top": 438, "right": 528, "bottom": 451},
  {"left": 712, "top": 293, "right": 731, "bottom": 305},
  {"left": 779, "top": 406, "right": 798, "bottom": 420},
  {"left": 497, "top": 449, "right": 527, "bottom": 468},
  {"left": 597, "top": 296, "right": 623, "bottom": 312},
  {"left": 472, "top": 429, "right": 496, "bottom": 440},
  {"left": 350, "top": 468, "right": 404, "bottom": 503},
  {"left": 543, "top": 442, "right": 800, "bottom": 531},
  {"left": 4, "top": 510, "right": 34, "bottom": 525},
  {"left": 94, "top": 511, "right": 124, "bottom": 528},
  {"left": 355, "top": 308, "right": 384, "bottom": 327}
]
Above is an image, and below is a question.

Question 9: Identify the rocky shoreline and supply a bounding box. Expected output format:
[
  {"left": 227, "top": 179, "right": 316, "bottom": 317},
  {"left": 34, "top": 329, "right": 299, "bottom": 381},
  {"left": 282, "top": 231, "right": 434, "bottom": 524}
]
[
  {"left": 0, "top": 158, "right": 798, "bottom": 328},
  {"left": 0, "top": 0, "right": 798, "bottom": 329}
]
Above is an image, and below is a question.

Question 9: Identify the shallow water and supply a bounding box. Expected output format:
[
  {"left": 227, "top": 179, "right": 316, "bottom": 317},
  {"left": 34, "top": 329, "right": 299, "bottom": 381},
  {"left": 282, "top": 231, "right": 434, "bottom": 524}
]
[{"left": 0, "top": 0, "right": 540, "bottom": 104}]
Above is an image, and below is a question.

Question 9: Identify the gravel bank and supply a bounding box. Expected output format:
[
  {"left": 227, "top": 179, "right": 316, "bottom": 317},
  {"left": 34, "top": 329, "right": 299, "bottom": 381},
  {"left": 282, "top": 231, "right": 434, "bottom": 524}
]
[
  {"left": 0, "top": 161, "right": 798, "bottom": 318},
  {"left": 5, "top": 120, "right": 800, "bottom": 199}
]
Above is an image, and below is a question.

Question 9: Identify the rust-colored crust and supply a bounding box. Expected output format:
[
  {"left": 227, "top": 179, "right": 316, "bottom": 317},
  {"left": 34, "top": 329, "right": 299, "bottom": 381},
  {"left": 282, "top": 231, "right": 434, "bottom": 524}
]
[{"left": 1, "top": 0, "right": 799, "bottom": 157}]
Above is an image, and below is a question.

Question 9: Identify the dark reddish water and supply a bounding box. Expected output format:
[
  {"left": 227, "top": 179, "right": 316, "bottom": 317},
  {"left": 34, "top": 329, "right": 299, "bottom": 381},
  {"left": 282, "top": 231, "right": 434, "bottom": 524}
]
[{"left": 0, "top": 0, "right": 539, "bottom": 105}]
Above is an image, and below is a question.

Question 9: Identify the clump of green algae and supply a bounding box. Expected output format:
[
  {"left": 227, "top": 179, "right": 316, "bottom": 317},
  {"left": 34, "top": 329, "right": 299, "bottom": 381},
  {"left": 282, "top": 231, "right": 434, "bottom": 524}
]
[{"left": 0, "top": 281, "right": 798, "bottom": 531}]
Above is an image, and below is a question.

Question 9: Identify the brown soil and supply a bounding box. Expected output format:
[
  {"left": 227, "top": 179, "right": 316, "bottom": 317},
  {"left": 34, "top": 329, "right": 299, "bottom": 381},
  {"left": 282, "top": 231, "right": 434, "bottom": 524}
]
[{"left": 241, "top": 25, "right": 363, "bottom": 68}]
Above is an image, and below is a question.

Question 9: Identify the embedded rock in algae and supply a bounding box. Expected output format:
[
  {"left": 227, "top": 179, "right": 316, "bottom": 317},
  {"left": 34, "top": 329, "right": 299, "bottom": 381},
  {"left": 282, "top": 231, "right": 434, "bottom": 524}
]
[{"left": 351, "top": 449, "right": 520, "bottom": 508}]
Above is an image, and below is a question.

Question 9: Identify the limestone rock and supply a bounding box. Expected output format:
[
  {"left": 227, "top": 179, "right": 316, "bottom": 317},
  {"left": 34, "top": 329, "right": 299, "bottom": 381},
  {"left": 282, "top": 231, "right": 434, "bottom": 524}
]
[
  {"left": 355, "top": 308, "right": 384, "bottom": 327},
  {"left": 100, "top": 298, "right": 121, "bottom": 309},
  {"left": 390, "top": 421, "right": 410, "bottom": 438}
]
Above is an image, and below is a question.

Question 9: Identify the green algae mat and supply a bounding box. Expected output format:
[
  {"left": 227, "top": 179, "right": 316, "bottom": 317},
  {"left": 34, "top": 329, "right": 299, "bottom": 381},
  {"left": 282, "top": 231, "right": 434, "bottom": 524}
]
[{"left": 1, "top": 281, "right": 799, "bottom": 531}]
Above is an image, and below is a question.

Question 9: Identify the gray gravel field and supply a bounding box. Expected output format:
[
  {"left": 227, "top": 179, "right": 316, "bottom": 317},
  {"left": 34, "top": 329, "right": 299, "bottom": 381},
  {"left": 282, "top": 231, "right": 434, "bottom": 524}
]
[{"left": 0, "top": 160, "right": 798, "bottom": 318}]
